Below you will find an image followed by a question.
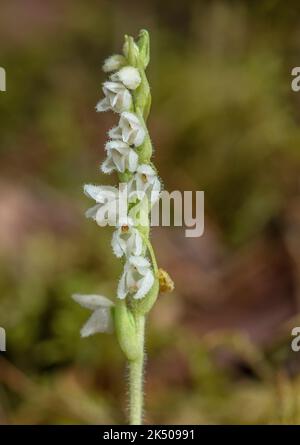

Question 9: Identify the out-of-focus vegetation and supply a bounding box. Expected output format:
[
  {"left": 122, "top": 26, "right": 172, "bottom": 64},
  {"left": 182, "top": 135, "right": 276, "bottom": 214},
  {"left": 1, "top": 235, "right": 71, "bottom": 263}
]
[{"left": 1, "top": 0, "right": 300, "bottom": 424}]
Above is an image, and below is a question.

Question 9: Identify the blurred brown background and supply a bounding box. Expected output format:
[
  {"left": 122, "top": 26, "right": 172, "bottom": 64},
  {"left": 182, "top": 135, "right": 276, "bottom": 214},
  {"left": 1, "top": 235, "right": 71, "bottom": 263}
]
[{"left": 1, "top": 0, "right": 300, "bottom": 424}]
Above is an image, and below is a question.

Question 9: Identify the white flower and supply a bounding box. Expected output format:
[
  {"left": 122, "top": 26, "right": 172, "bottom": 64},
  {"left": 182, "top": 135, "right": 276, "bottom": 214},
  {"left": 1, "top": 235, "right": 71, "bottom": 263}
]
[
  {"left": 117, "top": 256, "right": 154, "bottom": 300},
  {"left": 84, "top": 184, "right": 128, "bottom": 226},
  {"left": 103, "top": 54, "right": 126, "bottom": 73},
  {"left": 111, "top": 217, "right": 143, "bottom": 258},
  {"left": 111, "top": 66, "right": 141, "bottom": 90},
  {"left": 96, "top": 81, "right": 132, "bottom": 113},
  {"left": 109, "top": 111, "right": 145, "bottom": 147},
  {"left": 129, "top": 164, "right": 161, "bottom": 204},
  {"left": 102, "top": 140, "right": 138, "bottom": 174},
  {"left": 72, "top": 294, "right": 114, "bottom": 337}
]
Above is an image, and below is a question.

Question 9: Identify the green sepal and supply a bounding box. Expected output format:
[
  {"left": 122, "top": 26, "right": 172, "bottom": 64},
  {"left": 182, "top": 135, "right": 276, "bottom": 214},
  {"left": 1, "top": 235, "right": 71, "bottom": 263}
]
[
  {"left": 138, "top": 136, "right": 152, "bottom": 164},
  {"left": 143, "top": 91, "right": 151, "bottom": 121},
  {"left": 137, "top": 29, "right": 150, "bottom": 69},
  {"left": 123, "top": 35, "right": 139, "bottom": 67},
  {"left": 134, "top": 72, "right": 151, "bottom": 121},
  {"left": 114, "top": 300, "right": 140, "bottom": 361}
]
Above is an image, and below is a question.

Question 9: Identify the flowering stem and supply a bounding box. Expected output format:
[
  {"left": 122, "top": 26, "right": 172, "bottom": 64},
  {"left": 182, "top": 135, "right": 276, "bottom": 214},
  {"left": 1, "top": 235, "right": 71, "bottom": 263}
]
[
  {"left": 141, "top": 233, "right": 158, "bottom": 274},
  {"left": 74, "top": 30, "right": 174, "bottom": 426},
  {"left": 128, "top": 315, "right": 145, "bottom": 425}
]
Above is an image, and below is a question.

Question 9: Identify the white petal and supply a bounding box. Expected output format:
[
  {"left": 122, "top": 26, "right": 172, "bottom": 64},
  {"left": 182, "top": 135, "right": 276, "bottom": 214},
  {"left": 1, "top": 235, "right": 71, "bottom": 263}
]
[
  {"left": 101, "top": 82, "right": 132, "bottom": 113},
  {"left": 108, "top": 126, "right": 122, "bottom": 140},
  {"left": 152, "top": 177, "right": 161, "bottom": 192},
  {"left": 101, "top": 156, "right": 115, "bottom": 174},
  {"left": 133, "top": 127, "right": 146, "bottom": 147},
  {"left": 72, "top": 293, "right": 114, "bottom": 310},
  {"left": 103, "top": 54, "right": 126, "bottom": 73},
  {"left": 80, "top": 308, "right": 113, "bottom": 337},
  {"left": 150, "top": 177, "right": 161, "bottom": 203},
  {"left": 95, "top": 201, "right": 112, "bottom": 226},
  {"left": 111, "top": 230, "right": 124, "bottom": 258},
  {"left": 121, "top": 123, "right": 133, "bottom": 144},
  {"left": 112, "top": 91, "right": 132, "bottom": 113},
  {"left": 105, "top": 140, "right": 128, "bottom": 151},
  {"left": 118, "top": 89, "right": 132, "bottom": 111},
  {"left": 84, "top": 184, "right": 103, "bottom": 201},
  {"left": 112, "top": 150, "right": 126, "bottom": 172},
  {"left": 95, "top": 98, "right": 110, "bottom": 112},
  {"left": 84, "top": 184, "right": 118, "bottom": 203},
  {"left": 133, "top": 230, "right": 143, "bottom": 256},
  {"left": 121, "top": 111, "right": 140, "bottom": 126},
  {"left": 117, "top": 270, "right": 128, "bottom": 299},
  {"left": 129, "top": 255, "right": 150, "bottom": 268},
  {"left": 133, "top": 270, "right": 154, "bottom": 300},
  {"left": 111, "top": 66, "right": 141, "bottom": 90},
  {"left": 137, "top": 164, "right": 155, "bottom": 176},
  {"left": 85, "top": 203, "right": 101, "bottom": 220},
  {"left": 103, "top": 81, "right": 124, "bottom": 94},
  {"left": 128, "top": 149, "right": 139, "bottom": 172},
  {"left": 126, "top": 269, "right": 136, "bottom": 294}
]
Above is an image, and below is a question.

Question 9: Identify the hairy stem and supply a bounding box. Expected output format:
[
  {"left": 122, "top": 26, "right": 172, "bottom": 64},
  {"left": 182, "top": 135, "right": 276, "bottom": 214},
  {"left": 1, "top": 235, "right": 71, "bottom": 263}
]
[
  {"left": 128, "top": 315, "right": 145, "bottom": 425},
  {"left": 142, "top": 235, "right": 158, "bottom": 274}
]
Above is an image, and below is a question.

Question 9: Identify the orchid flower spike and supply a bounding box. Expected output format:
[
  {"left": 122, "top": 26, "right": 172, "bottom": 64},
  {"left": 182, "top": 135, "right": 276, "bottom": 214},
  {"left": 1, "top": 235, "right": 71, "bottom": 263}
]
[{"left": 72, "top": 30, "right": 173, "bottom": 426}]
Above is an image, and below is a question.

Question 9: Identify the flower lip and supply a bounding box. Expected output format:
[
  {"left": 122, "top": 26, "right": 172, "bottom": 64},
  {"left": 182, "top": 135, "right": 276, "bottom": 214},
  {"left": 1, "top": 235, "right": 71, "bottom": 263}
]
[{"left": 111, "top": 66, "right": 141, "bottom": 90}]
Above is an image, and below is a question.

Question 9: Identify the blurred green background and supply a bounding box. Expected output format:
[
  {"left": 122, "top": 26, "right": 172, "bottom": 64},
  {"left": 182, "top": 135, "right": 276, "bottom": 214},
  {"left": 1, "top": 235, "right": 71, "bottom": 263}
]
[{"left": 1, "top": 0, "right": 300, "bottom": 424}]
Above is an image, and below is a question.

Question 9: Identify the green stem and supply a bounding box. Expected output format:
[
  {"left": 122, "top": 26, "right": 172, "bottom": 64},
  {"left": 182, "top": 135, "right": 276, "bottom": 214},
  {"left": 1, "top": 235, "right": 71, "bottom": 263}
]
[
  {"left": 141, "top": 233, "right": 158, "bottom": 274},
  {"left": 128, "top": 315, "right": 145, "bottom": 425}
]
